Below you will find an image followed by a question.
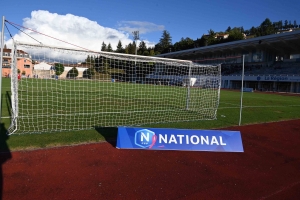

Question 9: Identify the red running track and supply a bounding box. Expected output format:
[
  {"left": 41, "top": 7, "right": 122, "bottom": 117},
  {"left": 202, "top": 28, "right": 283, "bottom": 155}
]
[{"left": 1, "top": 119, "right": 300, "bottom": 200}]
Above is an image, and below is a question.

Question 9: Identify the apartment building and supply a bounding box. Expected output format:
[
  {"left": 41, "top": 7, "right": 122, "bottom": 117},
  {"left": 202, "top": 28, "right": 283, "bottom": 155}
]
[{"left": 1, "top": 47, "right": 33, "bottom": 77}]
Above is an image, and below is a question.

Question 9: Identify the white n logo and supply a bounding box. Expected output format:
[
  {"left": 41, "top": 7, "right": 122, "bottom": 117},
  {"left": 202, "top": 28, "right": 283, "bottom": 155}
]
[
  {"left": 141, "top": 132, "right": 150, "bottom": 142},
  {"left": 135, "top": 129, "right": 156, "bottom": 148}
]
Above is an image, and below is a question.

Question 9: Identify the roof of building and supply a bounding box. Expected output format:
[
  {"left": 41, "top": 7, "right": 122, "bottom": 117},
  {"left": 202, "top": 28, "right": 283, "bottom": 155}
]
[
  {"left": 1, "top": 48, "right": 28, "bottom": 54},
  {"left": 34, "top": 62, "right": 88, "bottom": 71},
  {"left": 34, "top": 62, "right": 53, "bottom": 70}
]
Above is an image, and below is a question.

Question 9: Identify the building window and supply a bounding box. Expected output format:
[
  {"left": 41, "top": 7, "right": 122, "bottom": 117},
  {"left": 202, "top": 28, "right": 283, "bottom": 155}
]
[{"left": 24, "top": 64, "right": 30, "bottom": 68}]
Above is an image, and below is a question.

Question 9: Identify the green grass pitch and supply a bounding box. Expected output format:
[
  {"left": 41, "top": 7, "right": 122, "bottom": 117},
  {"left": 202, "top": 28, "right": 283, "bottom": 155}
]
[{"left": 1, "top": 77, "right": 300, "bottom": 150}]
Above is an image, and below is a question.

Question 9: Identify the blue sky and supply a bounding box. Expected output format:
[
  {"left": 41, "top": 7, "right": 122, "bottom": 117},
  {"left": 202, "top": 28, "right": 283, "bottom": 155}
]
[{"left": 1, "top": 0, "right": 300, "bottom": 50}]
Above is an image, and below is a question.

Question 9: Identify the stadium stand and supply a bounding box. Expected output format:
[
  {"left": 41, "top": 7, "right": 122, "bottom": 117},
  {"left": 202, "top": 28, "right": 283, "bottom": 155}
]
[{"left": 157, "top": 30, "right": 300, "bottom": 93}]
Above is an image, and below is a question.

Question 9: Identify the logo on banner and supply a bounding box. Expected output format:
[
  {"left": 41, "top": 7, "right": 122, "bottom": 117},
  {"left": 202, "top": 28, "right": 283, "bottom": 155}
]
[
  {"left": 117, "top": 127, "right": 244, "bottom": 152},
  {"left": 134, "top": 129, "right": 157, "bottom": 148}
]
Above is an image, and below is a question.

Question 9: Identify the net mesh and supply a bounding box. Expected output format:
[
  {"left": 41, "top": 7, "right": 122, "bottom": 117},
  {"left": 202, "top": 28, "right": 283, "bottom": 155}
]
[{"left": 8, "top": 42, "right": 221, "bottom": 134}]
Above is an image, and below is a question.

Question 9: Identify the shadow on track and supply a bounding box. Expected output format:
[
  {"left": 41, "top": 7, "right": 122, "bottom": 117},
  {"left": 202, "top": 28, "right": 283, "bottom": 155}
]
[
  {"left": 95, "top": 127, "right": 118, "bottom": 147},
  {"left": 0, "top": 123, "right": 12, "bottom": 200},
  {"left": 0, "top": 90, "right": 12, "bottom": 199}
]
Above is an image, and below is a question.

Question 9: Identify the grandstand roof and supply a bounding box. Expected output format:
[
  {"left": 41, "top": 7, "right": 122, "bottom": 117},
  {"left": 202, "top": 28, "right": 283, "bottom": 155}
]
[{"left": 157, "top": 30, "right": 300, "bottom": 59}]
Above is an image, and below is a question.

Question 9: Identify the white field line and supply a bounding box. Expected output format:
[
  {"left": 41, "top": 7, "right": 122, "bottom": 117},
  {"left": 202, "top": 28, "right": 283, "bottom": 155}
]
[
  {"left": 243, "top": 95, "right": 300, "bottom": 103},
  {"left": 221, "top": 102, "right": 240, "bottom": 106},
  {"left": 1, "top": 116, "right": 11, "bottom": 119},
  {"left": 243, "top": 105, "right": 300, "bottom": 108},
  {"left": 218, "top": 104, "right": 300, "bottom": 109},
  {"left": 1, "top": 108, "right": 215, "bottom": 119}
]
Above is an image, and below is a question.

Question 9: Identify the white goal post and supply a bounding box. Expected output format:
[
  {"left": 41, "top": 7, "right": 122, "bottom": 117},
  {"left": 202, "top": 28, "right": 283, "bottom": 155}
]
[{"left": 7, "top": 42, "right": 221, "bottom": 134}]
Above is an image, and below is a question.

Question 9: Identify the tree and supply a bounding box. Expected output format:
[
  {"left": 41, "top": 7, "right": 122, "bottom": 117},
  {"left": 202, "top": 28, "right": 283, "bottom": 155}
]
[
  {"left": 249, "top": 26, "right": 256, "bottom": 35},
  {"left": 86, "top": 55, "right": 91, "bottom": 63},
  {"left": 195, "top": 35, "right": 207, "bottom": 47},
  {"left": 259, "top": 18, "right": 275, "bottom": 36},
  {"left": 94, "top": 56, "right": 102, "bottom": 72},
  {"left": 149, "top": 48, "right": 155, "bottom": 56},
  {"left": 125, "top": 42, "right": 135, "bottom": 54},
  {"left": 244, "top": 29, "right": 250, "bottom": 35},
  {"left": 228, "top": 28, "right": 245, "bottom": 41},
  {"left": 142, "top": 50, "right": 150, "bottom": 56},
  {"left": 55, "top": 63, "right": 64, "bottom": 76},
  {"left": 83, "top": 67, "right": 95, "bottom": 79},
  {"left": 155, "top": 30, "right": 172, "bottom": 54},
  {"left": 154, "top": 43, "right": 162, "bottom": 54},
  {"left": 240, "top": 26, "right": 244, "bottom": 33},
  {"left": 138, "top": 41, "right": 147, "bottom": 55},
  {"left": 160, "top": 30, "right": 172, "bottom": 46},
  {"left": 116, "top": 40, "right": 124, "bottom": 53},
  {"left": 94, "top": 56, "right": 112, "bottom": 74},
  {"left": 284, "top": 20, "right": 288, "bottom": 29},
  {"left": 206, "top": 29, "right": 216, "bottom": 45},
  {"left": 67, "top": 67, "right": 79, "bottom": 78},
  {"left": 102, "top": 62, "right": 111, "bottom": 74},
  {"left": 85, "top": 55, "right": 95, "bottom": 66},
  {"left": 107, "top": 43, "right": 113, "bottom": 52},
  {"left": 173, "top": 37, "right": 194, "bottom": 51},
  {"left": 101, "top": 42, "right": 107, "bottom": 51},
  {"left": 278, "top": 20, "right": 283, "bottom": 30},
  {"left": 226, "top": 26, "right": 232, "bottom": 33},
  {"left": 273, "top": 21, "right": 278, "bottom": 31}
]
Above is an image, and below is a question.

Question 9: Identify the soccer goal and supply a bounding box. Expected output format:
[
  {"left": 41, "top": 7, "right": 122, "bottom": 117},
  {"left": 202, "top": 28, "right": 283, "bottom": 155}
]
[{"left": 7, "top": 42, "right": 221, "bottom": 134}]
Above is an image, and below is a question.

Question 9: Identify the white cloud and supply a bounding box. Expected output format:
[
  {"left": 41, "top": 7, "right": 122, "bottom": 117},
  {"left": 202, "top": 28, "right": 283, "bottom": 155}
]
[
  {"left": 5, "top": 10, "right": 134, "bottom": 52},
  {"left": 4, "top": 11, "right": 160, "bottom": 61}
]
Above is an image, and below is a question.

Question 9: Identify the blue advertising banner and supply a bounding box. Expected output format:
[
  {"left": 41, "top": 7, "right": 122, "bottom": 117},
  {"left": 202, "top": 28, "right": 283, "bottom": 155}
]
[{"left": 116, "top": 127, "right": 244, "bottom": 152}]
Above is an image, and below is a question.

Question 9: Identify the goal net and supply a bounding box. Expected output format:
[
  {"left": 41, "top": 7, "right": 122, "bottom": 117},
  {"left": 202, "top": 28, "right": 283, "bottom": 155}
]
[{"left": 8, "top": 42, "right": 221, "bottom": 134}]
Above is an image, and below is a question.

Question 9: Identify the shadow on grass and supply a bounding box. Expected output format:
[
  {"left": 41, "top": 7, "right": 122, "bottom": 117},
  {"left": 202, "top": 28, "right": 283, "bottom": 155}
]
[
  {"left": 0, "top": 123, "right": 12, "bottom": 200},
  {"left": 5, "top": 91, "right": 12, "bottom": 116},
  {"left": 94, "top": 127, "right": 118, "bottom": 147},
  {"left": 1, "top": 91, "right": 12, "bottom": 199}
]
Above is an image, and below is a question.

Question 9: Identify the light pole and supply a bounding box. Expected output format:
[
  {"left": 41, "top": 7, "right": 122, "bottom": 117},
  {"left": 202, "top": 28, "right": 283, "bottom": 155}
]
[
  {"left": 132, "top": 31, "right": 139, "bottom": 83},
  {"left": 132, "top": 31, "right": 139, "bottom": 57}
]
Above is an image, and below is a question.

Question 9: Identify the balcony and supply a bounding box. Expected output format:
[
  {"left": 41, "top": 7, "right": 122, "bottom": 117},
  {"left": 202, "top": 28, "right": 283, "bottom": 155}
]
[
  {"left": 2, "top": 53, "right": 30, "bottom": 58},
  {"left": 2, "top": 64, "right": 11, "bottom": 68}
]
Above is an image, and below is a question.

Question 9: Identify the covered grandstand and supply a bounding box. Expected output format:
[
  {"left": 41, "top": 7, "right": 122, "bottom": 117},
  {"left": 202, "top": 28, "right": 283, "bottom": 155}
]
[{"left": 157, "top": 30, "right": 300, "bottom": 93}]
